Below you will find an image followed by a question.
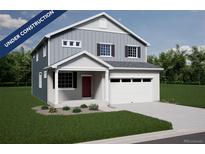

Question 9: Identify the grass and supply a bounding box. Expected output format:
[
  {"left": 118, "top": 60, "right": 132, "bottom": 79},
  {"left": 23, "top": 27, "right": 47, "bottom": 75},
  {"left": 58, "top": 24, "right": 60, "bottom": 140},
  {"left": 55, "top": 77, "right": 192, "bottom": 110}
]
[
  {"left": 0, "top": 87, "right": 172, "bottom": 143},
  {"left": 161, "top": 84, "right": 205, "bottom": 108}
]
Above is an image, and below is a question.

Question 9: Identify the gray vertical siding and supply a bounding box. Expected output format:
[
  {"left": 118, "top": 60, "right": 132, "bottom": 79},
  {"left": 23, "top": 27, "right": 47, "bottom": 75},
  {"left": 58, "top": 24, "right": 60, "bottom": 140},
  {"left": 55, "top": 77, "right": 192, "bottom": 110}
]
[
  {"left": 50, "top": 29, "right": 146, "bottom": 65},
  {"left": 32, "top": 44, "right": 48, "bottom": 103}
]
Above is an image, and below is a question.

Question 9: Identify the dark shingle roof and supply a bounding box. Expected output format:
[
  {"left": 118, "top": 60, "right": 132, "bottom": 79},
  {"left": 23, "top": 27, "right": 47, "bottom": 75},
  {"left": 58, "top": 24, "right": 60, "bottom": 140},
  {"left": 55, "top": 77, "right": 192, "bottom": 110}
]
[{"left": 105, "top": 61, "right": 161, "bottom": 69}]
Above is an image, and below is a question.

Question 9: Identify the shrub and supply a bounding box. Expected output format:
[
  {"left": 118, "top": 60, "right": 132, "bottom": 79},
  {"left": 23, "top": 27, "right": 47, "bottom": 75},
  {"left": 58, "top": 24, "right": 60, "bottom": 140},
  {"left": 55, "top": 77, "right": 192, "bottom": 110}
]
[
  {"left": 62, "top": 106, "right": 70, "bottom": 111},
  {"left": 80, "top": 104, "right": 88, "bottom": 108},
  {"left": 49, "top": 107, "right": 57, "bottom": 113},
  {"left": 41, "top": 105, "right": 49, "bottom": 110},
  {"left": 72, "top": 107, "right": 81, "bottom": 113},
  {"left": 89, "top": 104, "right": 99, "bottom": 111}
]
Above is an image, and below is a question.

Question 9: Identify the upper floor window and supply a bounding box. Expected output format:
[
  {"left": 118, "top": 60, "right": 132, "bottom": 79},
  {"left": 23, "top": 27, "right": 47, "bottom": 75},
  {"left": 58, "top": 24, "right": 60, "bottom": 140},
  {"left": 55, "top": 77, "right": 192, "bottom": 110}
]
[
  {"left": 97, "top": 43, "right": 115, "bottom": 57},
  {"left": 125, "top": 45, "right": 141, "bottom": 58},
  {"left": 43, "top": 45, "right": 46, "bottom": 57},
  {"left": 62, "top": 40, "right": 81, "bottom": 48},
  {"left": 36, "top": 52, "right": 39, "bottom": 62}
]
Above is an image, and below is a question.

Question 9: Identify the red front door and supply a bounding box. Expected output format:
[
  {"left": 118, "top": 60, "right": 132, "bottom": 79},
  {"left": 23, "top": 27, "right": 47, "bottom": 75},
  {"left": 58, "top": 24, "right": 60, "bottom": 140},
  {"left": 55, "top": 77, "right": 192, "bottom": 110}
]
[{"left": 82, "top": 76, "right": 91, "bottom": 97}]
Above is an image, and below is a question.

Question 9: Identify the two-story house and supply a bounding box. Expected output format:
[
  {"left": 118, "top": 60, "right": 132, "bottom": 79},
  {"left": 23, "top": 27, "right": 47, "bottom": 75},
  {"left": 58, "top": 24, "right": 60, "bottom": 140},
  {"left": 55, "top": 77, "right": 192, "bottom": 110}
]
[{"left": 31, "top": 12, "right": 162, "bottom": 107}]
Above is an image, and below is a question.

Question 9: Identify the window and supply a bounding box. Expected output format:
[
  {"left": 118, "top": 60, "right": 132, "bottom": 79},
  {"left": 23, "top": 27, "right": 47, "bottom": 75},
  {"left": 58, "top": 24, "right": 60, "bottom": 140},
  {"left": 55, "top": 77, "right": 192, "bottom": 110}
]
[
  {"left": 69, "top": 41, "right": 74, "bottom": 46},
  {"left": 133, "top": 78, "right": 141, "bottom": 82},
  {"left": 76, "top": 41, "right": 80, "bottom": 47},
  {"left": 36, "top": 53, "right": 39, "bottom": 62},
  {"left": 126, "top": 46, "right": 141, "bottom": 58},
  {"left": 110, "top": 79, "right": 120, "bottom": 82},
  {"left": 121, "top": 78, "right": 131, "bottom": 82},
  {"left": 58, "top": 72, "right": 73, "bottom": 88},
  {"left": 127, "top": 46, "right": 137, "bottom": 58},
  {"left": 62, "top": 40, "right": 67, "bottom": 46},
  {"left": 33, "top": 55, "right": 35, "bottom": 59},
  {"left": 39, "top": 72, "right": 42, "bottom": 88},
  {"left": 43, "top": 45, "right": 46, "bottom": 57},
  {"left": 143, "top": 78, "right": 152, "bottom": 82},
  {"left": 44, "top": 71, "right": 47, "bottom": 78},
  {"left": 99, "top": 44, "right": 112, "bottom": 56},
  {"left": 62, "top": 40, "right": 81, "bottom": 48}
]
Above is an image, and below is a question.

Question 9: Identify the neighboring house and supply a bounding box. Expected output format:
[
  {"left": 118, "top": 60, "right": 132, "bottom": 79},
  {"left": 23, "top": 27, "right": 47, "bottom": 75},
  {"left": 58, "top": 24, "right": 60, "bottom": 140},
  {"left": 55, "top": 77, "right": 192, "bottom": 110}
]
[{"left": 31, "top": 12, "right": 163, "bottom": 107}]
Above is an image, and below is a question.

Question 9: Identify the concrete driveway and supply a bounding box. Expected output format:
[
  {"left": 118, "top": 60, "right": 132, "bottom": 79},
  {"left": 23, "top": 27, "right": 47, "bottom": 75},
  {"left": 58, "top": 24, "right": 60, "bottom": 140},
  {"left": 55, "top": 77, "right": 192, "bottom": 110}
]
[{"left": 113, "top": 102, "right": 205, "bottom": 131}]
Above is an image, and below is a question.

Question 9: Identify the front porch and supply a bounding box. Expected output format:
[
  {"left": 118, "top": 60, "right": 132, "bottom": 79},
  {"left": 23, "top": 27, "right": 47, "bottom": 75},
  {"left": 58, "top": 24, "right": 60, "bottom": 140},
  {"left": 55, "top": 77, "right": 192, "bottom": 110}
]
[
  {"left": 46, "top": 51, "right": 113, "bottom": 108},
  {"left": 47, "top": 70, "right": 110, "bottom": 108}
]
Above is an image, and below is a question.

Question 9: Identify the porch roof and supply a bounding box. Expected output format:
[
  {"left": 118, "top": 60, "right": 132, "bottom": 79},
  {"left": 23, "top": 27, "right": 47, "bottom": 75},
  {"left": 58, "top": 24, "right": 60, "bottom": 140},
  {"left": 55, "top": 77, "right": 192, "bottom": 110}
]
[{"left": 45, "top": 50, "right": 113, "bottom": 70}]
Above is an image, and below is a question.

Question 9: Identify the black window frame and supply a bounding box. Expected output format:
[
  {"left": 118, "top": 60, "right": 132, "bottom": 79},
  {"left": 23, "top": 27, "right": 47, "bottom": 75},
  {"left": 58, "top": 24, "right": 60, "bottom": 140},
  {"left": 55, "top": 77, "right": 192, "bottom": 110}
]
[
  {"left": 58, "top": 72, "right": 73, "bottom": 88},
  {"left": 133, "top": 78, "right": 141, "bottom": 82},
  {"left": 110, "top": 78, "right": 120, "bottom": 82},
  {"left": 121, "top": 78, "right": 131, "bottom": 82},
  {"left": 143, "top": 78, "right": 152, "bottom": 82}
]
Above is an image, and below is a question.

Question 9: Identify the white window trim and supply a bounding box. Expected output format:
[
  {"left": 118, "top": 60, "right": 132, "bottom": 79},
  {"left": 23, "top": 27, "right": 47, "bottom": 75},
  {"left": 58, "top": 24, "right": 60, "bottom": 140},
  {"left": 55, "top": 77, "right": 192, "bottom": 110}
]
[
  {"left": 58, "top": 72, "right": 74, "bottom": 89},
  {"left": 43, "top": 45, "right": 46, "bottom": 57},
  {"left": 44, "top": 71, "right": 47, "bottom": 78},
  {"left": 126, "top": 45, "right": 139, "bottom": 58},
  {"left": 36, "top": 53, "right": 39, "bottom": 62},
  {"left": 99, "top": 43, "right": 113, "bottom": 57},
  {"left": 62, "top": 40, "right": 82, "bottom": 48},
  {"left": 39, "top": 72, "right": 42, "bottom": 88},
  {"left": 58, "top": 88, "right": 76, "bottom": 90}
]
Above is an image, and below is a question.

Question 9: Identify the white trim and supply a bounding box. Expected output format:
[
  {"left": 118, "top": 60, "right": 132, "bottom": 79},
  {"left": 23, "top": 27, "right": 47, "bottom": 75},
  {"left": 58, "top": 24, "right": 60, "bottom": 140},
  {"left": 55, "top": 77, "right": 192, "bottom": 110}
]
[
  {"left": 48, "top": 39, "right": 50, "bottom": 65},
  {"left": 77, "top": 27, "right": 128, "bottom": 34},
  {"left": 58, "top": 68, "right": 107, "bottom": 71},
  {"left": 38, "top": 72, "right": 42, "bottom": 88},
  {"left": 54, "top": 70, "right": 59, "bottom": 105},
  {"left": 43, "top": 71, "right": 47, "bottom": 78},
  {"left": 126, "top": 44, "right": 140, "bottom": 47},
  {"left": 110, "top": 76, "right": 154, "bottom": 79},
  {"left": 113, "top": 67, "right": 164, "bottom": 71},
  {"left": 49, "top": 50, "right": 113, "bottom": 69},
  {"left": 100, "top": 55, "right": 112, "bottom": 58},
  {"left": 81, "top": 74, "right": 93, "bottom": 77},
  {"left": 36, "top": 52, "right": 39, "bottom": 62},
  {"left": 62, "top": 39, "right": 82, "bottom": 48},
  {"left": 105, "top": 70, "right": 110, "bottom": 103},
  {"left": 43, "top": 45, "right": 46, "bottom": 57},
  {"left": 127, "top": 56, "right": 138, "bottom": 59},
  {"left": 58, "top": 88, "right": 76, "bottom": 90},
  {"left": 45, "top": 12, "right": 150, "bottom": 46},
  {"left": 145, "top": 47, "right": 148, "bottom": 62},
  {"left": 98, "top": 42, "right": 114, "bottom": 45}
]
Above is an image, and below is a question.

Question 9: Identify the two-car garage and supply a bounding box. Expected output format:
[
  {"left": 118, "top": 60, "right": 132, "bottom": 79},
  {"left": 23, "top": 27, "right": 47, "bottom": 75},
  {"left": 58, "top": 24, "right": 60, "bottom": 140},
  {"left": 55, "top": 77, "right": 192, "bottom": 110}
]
[{"left": 109, "top": 70, "right": 160, "bottom": 104}]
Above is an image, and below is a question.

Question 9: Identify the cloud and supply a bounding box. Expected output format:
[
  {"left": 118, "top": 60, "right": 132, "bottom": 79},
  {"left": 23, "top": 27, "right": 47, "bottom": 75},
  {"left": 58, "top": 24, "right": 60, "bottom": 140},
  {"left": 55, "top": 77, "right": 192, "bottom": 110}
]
[
  {"left": 0, "top": 14, "right": 27, "bottom": 28},
  {"left": 0, "top": 35, "right": 3, "bottom": 40}
]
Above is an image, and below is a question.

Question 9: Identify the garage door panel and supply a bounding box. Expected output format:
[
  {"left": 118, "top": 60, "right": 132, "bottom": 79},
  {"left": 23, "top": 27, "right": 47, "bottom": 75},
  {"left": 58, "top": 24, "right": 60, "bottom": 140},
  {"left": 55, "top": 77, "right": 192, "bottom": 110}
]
[{"left": 110, "top": 80, "right": 153, "bottom": 104}]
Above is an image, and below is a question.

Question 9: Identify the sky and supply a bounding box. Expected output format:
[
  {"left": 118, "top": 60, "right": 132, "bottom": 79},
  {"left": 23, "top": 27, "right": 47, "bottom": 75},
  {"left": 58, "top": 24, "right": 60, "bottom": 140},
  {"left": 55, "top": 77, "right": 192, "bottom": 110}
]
[{"left": 0, "top": 10, "right": 205, "bottom": 56}]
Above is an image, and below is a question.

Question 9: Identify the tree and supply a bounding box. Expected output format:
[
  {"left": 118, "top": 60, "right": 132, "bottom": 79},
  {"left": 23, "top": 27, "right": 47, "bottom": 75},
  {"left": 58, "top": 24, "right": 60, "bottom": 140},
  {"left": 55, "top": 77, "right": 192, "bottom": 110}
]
[{"left": 188, "top": 46, "right": 205, "bottom": 84}]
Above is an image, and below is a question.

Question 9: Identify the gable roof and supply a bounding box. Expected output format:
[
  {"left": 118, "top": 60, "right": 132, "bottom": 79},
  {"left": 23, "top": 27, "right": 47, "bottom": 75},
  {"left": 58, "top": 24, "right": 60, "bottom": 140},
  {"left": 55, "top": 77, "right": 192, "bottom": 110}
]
[
  {"left": 32, "top": 12, "right": 150, "bottom": 53},
  {"left": 46, "top": 50, "right": 113, "bottom": 69}
]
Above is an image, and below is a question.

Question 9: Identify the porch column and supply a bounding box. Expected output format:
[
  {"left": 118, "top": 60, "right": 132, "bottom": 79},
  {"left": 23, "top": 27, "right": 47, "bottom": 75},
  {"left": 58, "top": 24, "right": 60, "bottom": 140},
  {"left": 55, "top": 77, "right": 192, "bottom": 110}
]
[
  {"left": 54, "top": 69, "right": 59, "bottom": 105},
  {"left": 105, "top": 70, "right": 110, "bottom": 104}
]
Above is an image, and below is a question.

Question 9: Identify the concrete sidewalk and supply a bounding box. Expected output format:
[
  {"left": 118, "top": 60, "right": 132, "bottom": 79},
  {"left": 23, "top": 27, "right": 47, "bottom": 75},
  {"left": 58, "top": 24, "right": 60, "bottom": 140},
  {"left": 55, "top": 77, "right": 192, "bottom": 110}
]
[{"left": 82, "top": 129, "right": 205, "bottom": 144}]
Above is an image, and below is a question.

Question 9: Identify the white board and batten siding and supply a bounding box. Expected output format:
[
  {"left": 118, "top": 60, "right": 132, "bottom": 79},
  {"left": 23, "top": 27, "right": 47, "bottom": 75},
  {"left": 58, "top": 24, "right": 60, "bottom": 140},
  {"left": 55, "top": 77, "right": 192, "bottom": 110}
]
[{"left": 109, "top": 70, "right": 160, "bottom": 104}]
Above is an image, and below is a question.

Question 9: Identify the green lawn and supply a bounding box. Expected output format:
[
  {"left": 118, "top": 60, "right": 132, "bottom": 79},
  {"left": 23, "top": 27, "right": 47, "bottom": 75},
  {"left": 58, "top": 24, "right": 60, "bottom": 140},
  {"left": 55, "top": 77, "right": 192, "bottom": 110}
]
[
  {"left": 161, "top": 84, "right": 205, "bottom": 108},
  {"left": 0, "top": 87, "right": 172, "bottom": 144}
]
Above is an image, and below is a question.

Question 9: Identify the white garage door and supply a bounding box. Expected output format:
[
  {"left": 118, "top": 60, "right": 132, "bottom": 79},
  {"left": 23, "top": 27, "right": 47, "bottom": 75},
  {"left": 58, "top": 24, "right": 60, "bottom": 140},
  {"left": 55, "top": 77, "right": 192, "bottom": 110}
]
[{"left": 110, "top": 78, "right": 153, "bottom": 104}]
